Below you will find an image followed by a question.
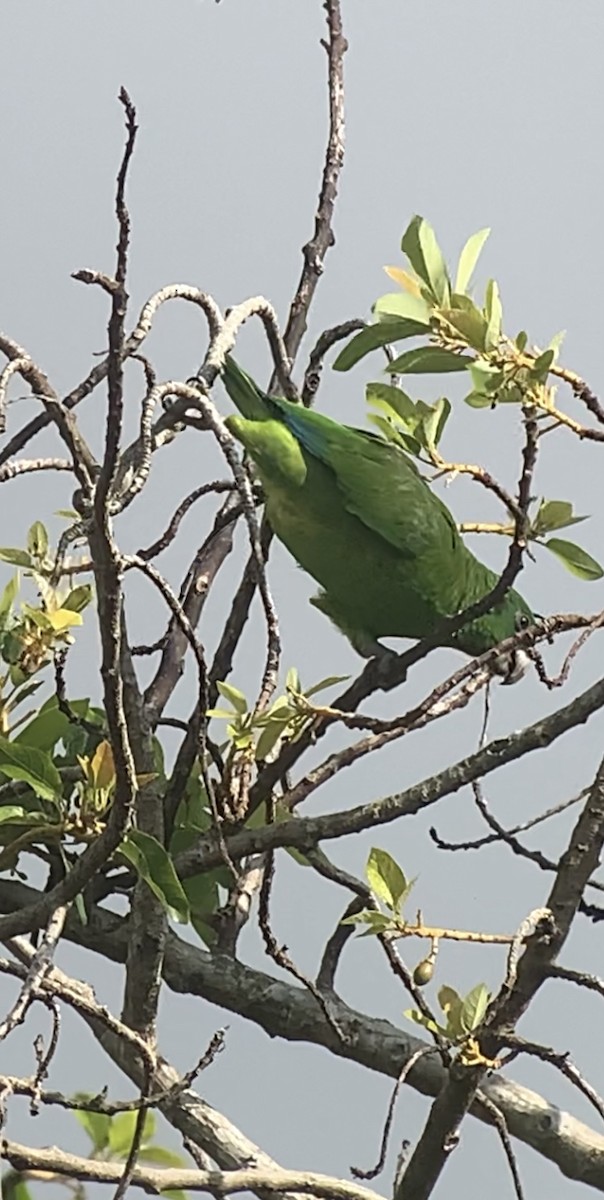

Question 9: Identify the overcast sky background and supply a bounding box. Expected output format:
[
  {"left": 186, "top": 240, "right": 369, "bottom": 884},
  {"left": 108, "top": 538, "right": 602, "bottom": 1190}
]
[{"left": 1, "top": 2, "right": 604, "bottom": 1197}]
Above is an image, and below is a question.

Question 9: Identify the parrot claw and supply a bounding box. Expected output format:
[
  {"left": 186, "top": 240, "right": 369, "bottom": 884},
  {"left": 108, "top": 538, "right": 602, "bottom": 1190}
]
[
  {"left": 495, "top": 648, "right": 531, "bottom": 685},
  {"left": 352, "top": 635, "right": 391, "bottom": 660}
]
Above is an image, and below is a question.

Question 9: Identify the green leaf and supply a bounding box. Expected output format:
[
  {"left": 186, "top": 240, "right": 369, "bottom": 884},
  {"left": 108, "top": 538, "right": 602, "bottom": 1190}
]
[
  {"left": 543, "top": 538, "right": 604, "bottom": 581},
  {"left": 404, "top": 1009, "right": 447, "bottom": 1038},
  {"left": 255, "top": 719, "right": 289, "bottom": 761},
  {"left": 0, "top": 805, "right": 54, "bottom": 833},
  {"left": 530, "top": 348, "right": 555, "bottom": 382},
  {"left": 463, "top": 390, "right": 495, "bottom": 409},
  {"left": 341, "top": 908, "right": 393, "bottom": 934},
  {"left": 0, "top": 805, "right": 28, "bottom": 825},
  {"left": 0, "top": 574, "right": 19, "bottom": 621},
  {"left": 498, "top": 383, "right": 525, "bottom": 404},
  {"left": 21, "top": 605, "right": 51, "bottom": 630},
  {"left": 304, "top": 674, "right": 350, "bottom": 698},
  {"left": 366, "top": 848, "right": 409, "bottom": 912},
  {"left": 183, "top": 870, "right": 220, "bottom": 915},
  {"left": 74, "top": 886, "right": 88, "bottom": 927},
  {"left": 366, "top": 382, "right": 418, "bottom": 426},
  {"left": 401, "top": 216, "right": 450, "bottom": 305},
  {"left": 373, "top": 292, "right": 432, "bottom": 325},
  {"left": 191, "top": 912, "right": 218, "bottom": 948},
  {"left": 547, "top": 330, "right": 566, "bottom": 361},
  {"left": 357, "top": 912, "right": 396, "bottom": 936},
  {"left": 333, "top": 320, "right": 426, "bottom": 372},
  {"left": 72, "top": 1099, "right": 112, "bottom": 1152},
  {"left": 439, "top": 305, "right": 488, "bottom": 352},
  {"left": 27, "top": 522, "right": 49, "bottom": 561},
  {"left": 229, "top": 726, "right": 253, "bottom": 750},
  {"left": 261, "top": 695, "right": 294, "bottom": 719},
  {"left": 5, "top": 679, "right": 43, "bottom": 716},
  {"left": 120, "top": 831, "right": 190, "bottom": 923},
  {"left": 367, "top": 413, "right": 422, "bottom": 455},
  {"left": 460, "top": 983, "right": 490, "bottom": 1034},
  {"left": 285, "top": 666, "right": 301, "bottom": 693},
  {"left": 215, "top": 681, "right": 248, "bottom": 715},
  {"left": 171, "top": 773, "right": 211, "bottom": 842},
  {"left": 63, "top": 584, "right": 93, "bottom": 613},
  {"left": 484, "top": 279, "right": 502, "bottom": 350},
  {"left": 139, "top": 1145, "right": 187, "bottom": 1168},
  {"left": 470, "top": 360, "right": 503, "bottom": 392},
  {"left": 438, "top": 985, "right": 464, "bottom": 1037},
  {"left": 387, "top": 347, "right": 471, "bottom": 375},
  {"left": 448, "top": 292, "right": 480, "bottom": 312},
  {"left": 15, "top": 706, "right": 69, "bottom": 751},
  {"left": 532, "top": 499, "right": 587, "bottom": 536},
  {"left": 0, "top": 548, "right": 33, "bottom": 569},
  {"left": 0, "top": 736, "right": 62, "bottom": 801},
  {"left": 417, "top": 397, "right": 451, "bottom": 452},
  {"left": 15, "top": 697, "right": 91, "bottom": 751},
  {"left": 107, "top": 1109, "right": 155, "bottom": 1157},
  {"left": 2, "top": 1171, "right": 36, "bottom": 1200},
  {"left": 454, "top": 228, "right": 490, "bottom": 294}
]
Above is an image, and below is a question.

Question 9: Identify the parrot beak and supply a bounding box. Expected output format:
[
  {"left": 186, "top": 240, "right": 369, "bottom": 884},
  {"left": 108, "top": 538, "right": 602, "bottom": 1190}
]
[{"left": 497, "top": 648, "right": 531, "bottom": 685}]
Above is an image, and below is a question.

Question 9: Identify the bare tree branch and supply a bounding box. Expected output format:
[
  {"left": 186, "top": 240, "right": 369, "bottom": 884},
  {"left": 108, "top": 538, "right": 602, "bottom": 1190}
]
[
  {"left": 2, "top": 1141, "right": 386, "bottom": 1200},
  {"left": 2, "top": 888, "right": 604, "bottom": 1191}
]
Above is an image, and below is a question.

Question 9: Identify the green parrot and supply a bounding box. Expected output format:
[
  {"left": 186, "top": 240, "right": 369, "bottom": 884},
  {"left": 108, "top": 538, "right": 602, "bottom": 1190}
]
[{"left": 222, "top": 357, "right": 534, "bottom": 681}]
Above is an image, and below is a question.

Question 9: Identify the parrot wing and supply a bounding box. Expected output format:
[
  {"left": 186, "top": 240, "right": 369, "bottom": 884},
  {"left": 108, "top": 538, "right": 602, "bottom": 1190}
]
[{"left": 269, "top": 396, "right": 460, "bottom": 563}]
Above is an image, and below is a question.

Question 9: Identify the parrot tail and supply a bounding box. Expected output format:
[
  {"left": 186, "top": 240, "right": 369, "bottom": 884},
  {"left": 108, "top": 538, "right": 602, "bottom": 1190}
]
[{"left": 222, "top": 356, "right": 271, "bottom": 421}]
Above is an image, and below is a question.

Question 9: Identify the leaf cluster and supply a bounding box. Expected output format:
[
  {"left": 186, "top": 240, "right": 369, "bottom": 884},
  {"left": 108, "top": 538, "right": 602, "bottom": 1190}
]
[
  {"left": 0, "top": 521, "right": 92, "bottom": 702},
  {"left": 334, "top": 216, "right": 603, "bottom": 580},
  {"left": 74, "top": 1102, "right": 188, "bottom": 1200},
  {"left": 343, "top": 847, "right": 416, "bottom": 935},
  {"left": 405, "top": 982, "right": 491, "bottom": 1047},
  {"left": 207, "top": 667, "right": 348, "bottom": 761}
]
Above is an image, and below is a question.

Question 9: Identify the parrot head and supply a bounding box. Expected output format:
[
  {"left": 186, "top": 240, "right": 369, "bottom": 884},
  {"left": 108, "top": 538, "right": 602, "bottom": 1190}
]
[
  {"left": 453, "top": 591, "right": 536, "bottom": 684},
  {"left": 487, "top": 602, "right": 535, "bottom": 685}
]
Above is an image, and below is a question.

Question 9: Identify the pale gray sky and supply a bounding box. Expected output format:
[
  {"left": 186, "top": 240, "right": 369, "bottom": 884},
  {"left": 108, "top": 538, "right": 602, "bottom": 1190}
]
[{"left": 1, "top": 2, "right": 604, "bottom": 1197}]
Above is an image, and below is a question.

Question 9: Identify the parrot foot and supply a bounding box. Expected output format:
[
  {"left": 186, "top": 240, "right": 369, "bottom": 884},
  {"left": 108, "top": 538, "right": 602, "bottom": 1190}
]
[
  {"left": 371, "top": 645, "right": 408, "bottom": 690},
  {"left": 350, "top": 633, "right": 393, "bottom": 660}
]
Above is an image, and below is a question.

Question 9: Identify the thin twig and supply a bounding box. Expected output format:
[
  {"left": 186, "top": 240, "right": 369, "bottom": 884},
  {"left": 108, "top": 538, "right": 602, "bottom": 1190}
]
[
  {"left": 94, "top": 88, "right": 137, "bottom": 511},
  {"left": 351, "top": 1048, "right": 436, "bottom": 1181},
  {"left": 0, "top": 907, "right": 68, "bottom": 1043},
  {"left": 430, "top": 785, "right": 589, "bottom": 852},
  {"left": 137, "top": 481, "right": 236, "bottom": 560},
  {"left": 257, "top": 837, "right": 348, "bottom": 1044},
  {"left": 500, "top": 1034, "right": 604, "bottom": 1123},
  {"left": 301, "top": 318, "right": 365, "bottom": 406},
  {"left": 475, "top": 1092, "right": 525, "bottom": 1200}
]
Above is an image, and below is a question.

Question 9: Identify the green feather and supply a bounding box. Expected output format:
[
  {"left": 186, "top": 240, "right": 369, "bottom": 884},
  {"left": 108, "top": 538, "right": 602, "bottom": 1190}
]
[{"left": 222, "top": 357, "right": 534, "bottom": 670}]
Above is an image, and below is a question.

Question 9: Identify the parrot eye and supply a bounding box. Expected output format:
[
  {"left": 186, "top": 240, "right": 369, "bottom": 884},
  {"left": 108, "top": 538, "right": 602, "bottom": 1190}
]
[{"left": 515, "top": 612, "right": 531, "bottom": 631}]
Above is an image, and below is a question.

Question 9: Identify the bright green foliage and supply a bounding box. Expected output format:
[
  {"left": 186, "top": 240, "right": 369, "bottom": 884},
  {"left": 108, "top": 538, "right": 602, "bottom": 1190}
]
[
  {"left": 222, "top": 356, "right": 534, "bottom": 667},
  {"left": 120, "top": 830, "right": 190, "bottom": 924},
  {"left": 406, "top": 982, "right": 491, "bottom": 1044},
  {"left": 72, "top": 1101, "right": 188, "bottom": 1200},
  {"left": 207, "top": 668, "right": 348, "bottom": 760},
  {"left": 343, "top": 847, "right": 416, "bottom": 936},
  {"left": 330, "top": 216, "right": 603, "bottom": 583},
  {"left": 366, "top": 846, "right": 412, "bottom": 911},
  {"left": 0, "top": 521, "right": 92, "bottom": 714},
  {"left": 529, "top": 499, "right": 603, "bottom": 579}
]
